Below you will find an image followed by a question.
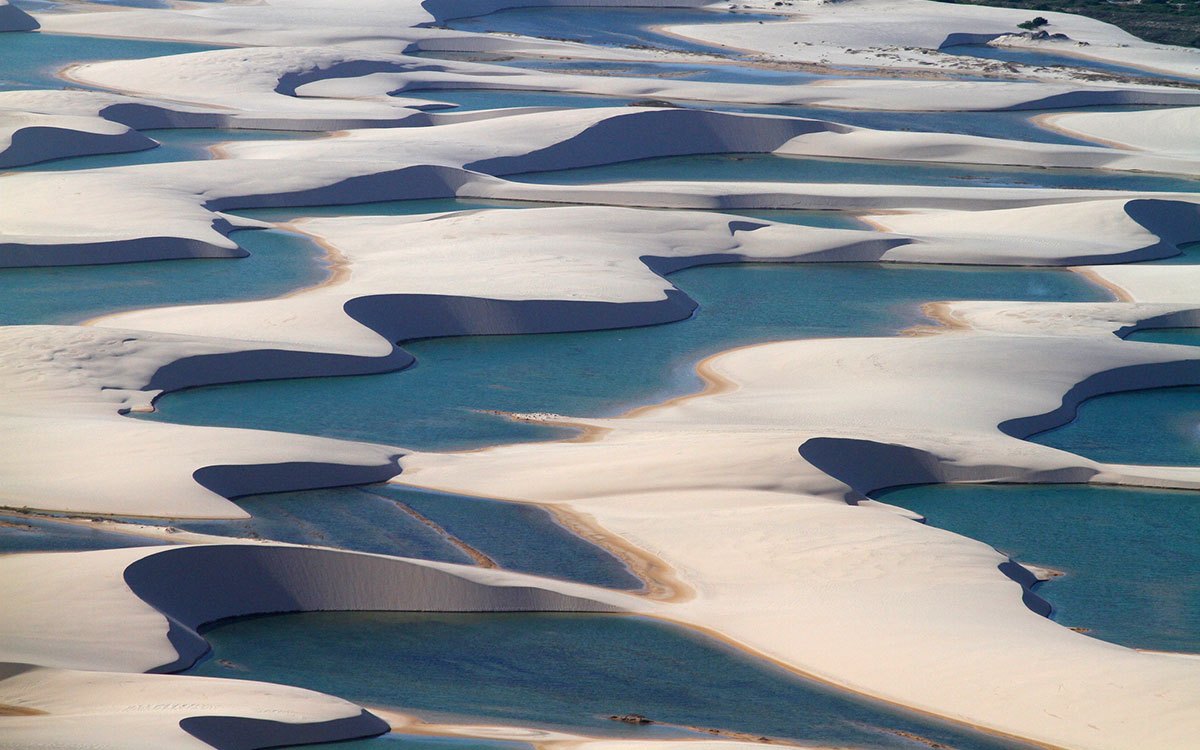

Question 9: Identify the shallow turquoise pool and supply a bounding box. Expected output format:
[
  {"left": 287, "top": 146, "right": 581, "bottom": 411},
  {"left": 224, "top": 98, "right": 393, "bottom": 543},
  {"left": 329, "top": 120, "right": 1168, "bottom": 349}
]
[
  {"left": 235, "top": 199, "right": 866, "bottom": 230},
  {"left": 510, "top": 152, "right": 1200, "bottom": 193},
  {"left": 1028, "top": 384, "right": 1200, "bottom": 466},
  {"left": 876, "top": 482, "right": 1200, "bottom": 652},
  {"left": 9, "top": 128, "right": 325, "bottom": 171},
  {"left": 0, "top": 31, "right": 215, "bottom": 91},
  {"left": 410, "top": 87, "right": 1123, "bottom": 147},
  {"left": 189, "top": 612, "right": 1035, "bottom": 749},
  {"left": 1141, "top": 240, "right": 1200, "bottom": 265},
  {"left": 0, "top": 228, "right": 328, "bottom": 325},
  {"left": 142, "top": 262, "right": 1108, "bottom": 452}
]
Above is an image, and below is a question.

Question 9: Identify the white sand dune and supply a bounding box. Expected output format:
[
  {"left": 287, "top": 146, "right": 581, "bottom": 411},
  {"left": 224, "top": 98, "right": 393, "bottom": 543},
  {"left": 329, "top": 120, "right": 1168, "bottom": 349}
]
[
  {"left": 398, "top": 326, "right": 1200, "bottom": 750},
  {"left": 0, "top": 542, "right": 638, "bottom": 747},
  {"left": 4, "top": 104, "right": 1198, "bottom": 268},
  {"left": 5, "top": 1, "right": 1200, "bottom": 749},
  {"left": 675, "top": 0, "right": 1200, "bottom": 80},
  {"left": 1044, "top": 106, "right": 1200, "bottom": 156},
  {"left": 0, "top": 110, "right": 154, "bottom": 168}
]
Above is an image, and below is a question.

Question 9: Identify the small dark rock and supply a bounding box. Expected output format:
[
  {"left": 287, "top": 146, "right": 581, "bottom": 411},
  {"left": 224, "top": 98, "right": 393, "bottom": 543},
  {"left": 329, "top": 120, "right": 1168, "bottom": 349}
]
[
  {"left": 609, "top": 714, "right": 653, "bottom": 725},
  {"left": 627, "top": 99, "right": 679, "bottom": 108}
]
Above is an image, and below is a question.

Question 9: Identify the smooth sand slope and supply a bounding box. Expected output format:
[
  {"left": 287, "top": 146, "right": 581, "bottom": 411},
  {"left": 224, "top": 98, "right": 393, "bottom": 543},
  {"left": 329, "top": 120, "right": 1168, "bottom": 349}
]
[{"left": 4, "top": 1, "right": 1200, "bottom": 749}]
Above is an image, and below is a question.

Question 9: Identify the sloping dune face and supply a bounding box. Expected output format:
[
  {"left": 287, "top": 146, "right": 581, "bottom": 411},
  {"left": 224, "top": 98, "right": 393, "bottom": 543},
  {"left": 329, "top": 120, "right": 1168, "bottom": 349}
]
[{"left": 2, "top": 1, "right": 1200, "bottom": 749}]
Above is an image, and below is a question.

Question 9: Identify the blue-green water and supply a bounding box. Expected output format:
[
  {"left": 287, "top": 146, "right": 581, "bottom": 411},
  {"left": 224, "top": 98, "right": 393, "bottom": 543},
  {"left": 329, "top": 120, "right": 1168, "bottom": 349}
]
[
  {"left": 375, "top": 485, "right": 639, "bottom": 588},
  {"left": 143, "top": 262, "right": 1107, "bottom": 452},
  {"left": 167, "top": 484, "right": 640, "bottom": 590},
  {"left": 1028, "top": 385, "right": 1200, "bottom": 466},
  {"left": 190, "top": 612, "right": 1034, "bottom": 749},
  {"left": 941, "top": 44, "right": 1199, "bottom": 84},
  {"left": 1142, "top": 240, "right": 1200, "bottom": 265},
  {"left": 511, "top": 152, "right": 1200, "bottom": 192},
  {"left": 0, "top": 203, "right": 860, "bottom": 327},
  {"left": 0, "top": 228, "right": 327, "bottom": 325},
  {"left": 0, "top": 513, "right": 169, "bottom": 553},
  {"left": 0, "top": 31, "right": 215, "bottom": 91},
  {"left": 434, "top": 8, "right": 778, "bottom": 56},
  {"left": 1128, "top": 328, "right": 1200, "bottom": 346},
  {"left": 496, "top": 57, "right": 836, "bottom": 83},
  {"left": 411, "top": 87, "right": 1110, "bottom": 146},
  {"left": 876, "top": 483, "right": 1200, "bottom": 652},
  {"left": 233, "top": 199, "right": 866, "bottom": 230},
  {"left": 10, "top": 128, "right": 325, "bottom": 172},
  {"left": 1028, "top": 301, "right": 1200, "bottom": 467},
  {"left": 232, "top": 198, "right": 550, "bottom": 223}
]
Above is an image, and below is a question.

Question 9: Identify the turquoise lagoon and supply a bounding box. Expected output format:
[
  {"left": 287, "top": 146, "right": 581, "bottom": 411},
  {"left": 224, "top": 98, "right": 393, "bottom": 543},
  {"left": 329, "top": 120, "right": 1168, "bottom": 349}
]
[
  {"left": 130, "top": 260, "right": 1103, "bottom": 576},
  {"left": 191, "top": 612, "right": 1035, "bottom": 750},
  {"left": 409, "top": 87, "right": 1122, "bottom": 147},
  {"left": 1142, "top": 240, "right": 1200, "bottom": 265},
  {"left": 143, "top": 262, "right": 1108, "bottom": 452},
  {"left": 235, "top": 199, "right": 867, "bottom": 230},
  {"left": 876, "top": 483, "right": 1200, "bottom": 652},
  {"left": 0, "top": 31, "right": 215, "bottom": 92},
  {"left": 1027, "top": 302, "right": 1200, "bottom": 466},
  {"left": 9, "top": 128, "right": 325, "bottom": 172},
  {"left": 0, "top": 228, "right": 328, "bottom": 325},
  {"left": 511, "top": 152, "right": 1200, "bottom": 193},
  {"left": 1028, "top": 384, "right": 1200, "bottom": 466}
]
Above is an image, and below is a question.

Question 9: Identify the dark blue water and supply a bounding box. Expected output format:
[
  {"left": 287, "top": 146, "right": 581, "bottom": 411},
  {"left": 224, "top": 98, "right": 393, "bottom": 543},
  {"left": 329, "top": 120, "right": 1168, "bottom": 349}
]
[
  {"left": 0, "top": 31, "right": 215, "bottom": 91},
  {"left": 10, "top": 128, "right": 325, "bottom": 172},
  {"left": 512, "top": 153, "right": 1200, "bottom": 193},
  {"left": 434, "top": 8, "right": 779, "bottom": 57},
  {"left": 165, "top": 484, "right": 639, "bottom": 590},
  {"left": 374, "top": 485, "right": 639, "bottom": 589},
  {"left": 143, "top": 262, "right": 1107, "bottom": 453},
  {"left": 0, "top": 228, "right": 328, "bottom": 325},
  {"left": 0, "top": 512, "right": 169, "bottom": 553},
  {"left": 877, "top": 483, "right": 1200, "bottom": 652},
  {"left": 190, "top": 612, "right": 1034, "bottom": 749},
  {"left": 1028, "top": 385, "right": 1200, "bottom": 466},
  {"left": 942, "top": 44, "right": 1199, "bottom": 84}
]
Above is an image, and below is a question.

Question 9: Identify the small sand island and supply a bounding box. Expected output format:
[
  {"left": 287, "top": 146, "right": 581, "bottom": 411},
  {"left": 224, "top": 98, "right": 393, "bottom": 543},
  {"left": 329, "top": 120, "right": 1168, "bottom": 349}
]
[{"left": 1, "top": 1, "right": 1199, "bottom": 749}]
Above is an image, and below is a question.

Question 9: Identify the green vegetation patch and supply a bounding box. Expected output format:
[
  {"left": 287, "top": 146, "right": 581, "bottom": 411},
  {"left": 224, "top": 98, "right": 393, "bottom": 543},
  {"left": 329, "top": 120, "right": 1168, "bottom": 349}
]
[{"left": 934, "top": 0, "right": 1200, "bottom": 48}]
